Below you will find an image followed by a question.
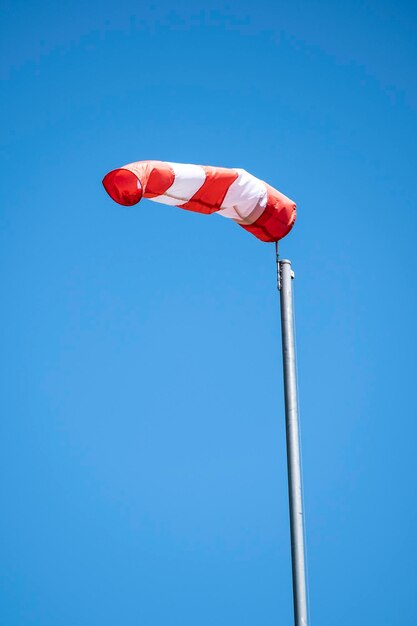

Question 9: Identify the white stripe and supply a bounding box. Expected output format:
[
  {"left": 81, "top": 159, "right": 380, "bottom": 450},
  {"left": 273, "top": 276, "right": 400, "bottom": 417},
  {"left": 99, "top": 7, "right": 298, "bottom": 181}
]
[
  {"left": 148, "top": 162, "right": 206, "bottom": 206},
  {"left": 217, "top": 169, "right": 267, "bottom": 224}
]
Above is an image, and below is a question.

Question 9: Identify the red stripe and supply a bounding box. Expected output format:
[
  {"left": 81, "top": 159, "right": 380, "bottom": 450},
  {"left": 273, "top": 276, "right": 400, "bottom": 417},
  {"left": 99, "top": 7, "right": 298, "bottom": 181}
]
[
  {"left": 240, "top": 185, "right": 296, "bottom": 242},
  {"left": 181, "top": 167, "right": 239, "bottom": 214},
  {"left": 143, "top": 162, "right": 175, "bottom": 198}
]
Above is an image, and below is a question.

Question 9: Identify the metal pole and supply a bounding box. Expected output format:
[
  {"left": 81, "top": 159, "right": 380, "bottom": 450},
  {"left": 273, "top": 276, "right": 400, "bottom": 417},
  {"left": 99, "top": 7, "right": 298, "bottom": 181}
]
[{"left": 277, "top": 253, "right": 308, "bottom": 626}]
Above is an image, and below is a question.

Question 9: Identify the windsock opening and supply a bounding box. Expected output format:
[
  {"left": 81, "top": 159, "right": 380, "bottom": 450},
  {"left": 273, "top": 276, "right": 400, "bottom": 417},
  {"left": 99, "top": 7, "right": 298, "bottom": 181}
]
[{"left": 102, "top": 168, "right": 143, "bottom": 206}]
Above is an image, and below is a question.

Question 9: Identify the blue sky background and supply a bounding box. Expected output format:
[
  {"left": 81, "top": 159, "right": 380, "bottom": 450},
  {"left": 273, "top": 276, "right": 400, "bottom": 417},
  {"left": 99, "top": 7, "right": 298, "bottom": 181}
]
[{"left": 1, "top": 1, "right": 417, "bottom": 624}]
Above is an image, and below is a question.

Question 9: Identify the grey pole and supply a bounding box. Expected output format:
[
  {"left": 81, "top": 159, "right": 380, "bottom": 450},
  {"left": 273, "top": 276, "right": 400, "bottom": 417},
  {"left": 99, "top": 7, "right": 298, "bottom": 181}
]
[{"left": 277, "top": 252, "right": 309, "bottom": 626}]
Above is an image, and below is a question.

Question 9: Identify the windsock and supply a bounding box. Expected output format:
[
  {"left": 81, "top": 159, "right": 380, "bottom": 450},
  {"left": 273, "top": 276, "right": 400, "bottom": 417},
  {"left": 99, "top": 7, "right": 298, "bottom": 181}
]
[{"left": 102, "top": 160, "right": 296, "bottom": 243}]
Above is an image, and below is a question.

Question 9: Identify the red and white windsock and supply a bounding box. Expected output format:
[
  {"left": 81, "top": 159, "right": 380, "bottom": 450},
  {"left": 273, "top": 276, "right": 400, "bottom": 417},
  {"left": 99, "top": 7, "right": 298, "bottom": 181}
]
[{"left": 102, "top": 160, "right": 296, "bottom": 243}]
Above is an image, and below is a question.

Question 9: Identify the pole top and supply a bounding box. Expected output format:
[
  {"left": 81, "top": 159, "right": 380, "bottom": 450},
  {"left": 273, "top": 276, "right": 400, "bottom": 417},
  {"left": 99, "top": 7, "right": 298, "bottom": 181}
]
[{"left": 280, "top": 259, "right": 292, "bottom": 265}]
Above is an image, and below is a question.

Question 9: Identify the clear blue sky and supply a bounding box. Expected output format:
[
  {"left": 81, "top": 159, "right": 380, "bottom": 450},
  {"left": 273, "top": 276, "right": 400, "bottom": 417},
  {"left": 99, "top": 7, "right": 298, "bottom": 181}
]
[{"left": 1, "top": 1, "right": 417, "bottom": 624}]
